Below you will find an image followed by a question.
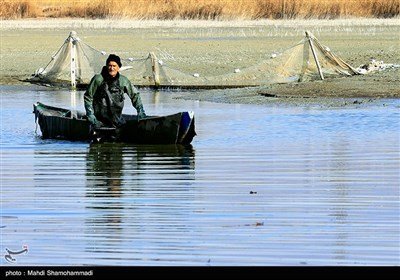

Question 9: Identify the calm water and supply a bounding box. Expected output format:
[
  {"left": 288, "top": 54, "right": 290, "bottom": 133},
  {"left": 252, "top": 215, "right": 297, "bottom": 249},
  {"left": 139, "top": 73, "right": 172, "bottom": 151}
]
[{"left": 0, "top": 85, "right": 399, "bottom": 266}]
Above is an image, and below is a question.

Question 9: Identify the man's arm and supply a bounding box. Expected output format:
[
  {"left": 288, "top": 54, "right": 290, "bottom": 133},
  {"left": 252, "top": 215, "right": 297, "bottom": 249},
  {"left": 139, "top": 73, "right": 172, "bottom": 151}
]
[
  {"left": 123, "top": 77, "right": 146, "bottom": 119},
  {"left": 84, "top": 74, "right": 102, "bottom": 124}
]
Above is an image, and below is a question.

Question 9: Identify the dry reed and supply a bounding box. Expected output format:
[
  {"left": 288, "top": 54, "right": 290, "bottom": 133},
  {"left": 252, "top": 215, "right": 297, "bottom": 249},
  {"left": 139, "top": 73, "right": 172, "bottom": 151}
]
[{"left": 1, "top": 0, "right": 399, "bottom": 20}]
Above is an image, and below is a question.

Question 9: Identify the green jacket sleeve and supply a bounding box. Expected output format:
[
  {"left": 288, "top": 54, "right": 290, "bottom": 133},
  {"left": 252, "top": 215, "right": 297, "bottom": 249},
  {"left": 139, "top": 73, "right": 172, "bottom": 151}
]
[
  {"left": 84, "top": 74, "right": 103, "bottom": 117},
  {"left": 120, "top": 75, "right": 145, "bottom": 114}
]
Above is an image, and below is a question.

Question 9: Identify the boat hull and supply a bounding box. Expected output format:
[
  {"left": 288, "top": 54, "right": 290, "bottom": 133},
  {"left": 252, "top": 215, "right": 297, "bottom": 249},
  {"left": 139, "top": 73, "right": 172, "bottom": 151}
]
[{"left": 33, "top": 102, "right": 196, "bottom": 144}]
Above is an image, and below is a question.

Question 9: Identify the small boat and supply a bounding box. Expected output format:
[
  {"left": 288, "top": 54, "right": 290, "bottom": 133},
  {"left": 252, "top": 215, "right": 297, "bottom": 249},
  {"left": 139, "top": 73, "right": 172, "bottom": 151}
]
[{"left": 33, "top": 102, "right": 196, "bottom": 144}]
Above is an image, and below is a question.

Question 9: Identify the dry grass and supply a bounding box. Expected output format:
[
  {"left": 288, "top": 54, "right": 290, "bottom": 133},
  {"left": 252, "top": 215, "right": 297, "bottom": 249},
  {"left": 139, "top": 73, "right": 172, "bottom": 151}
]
[{"left": 1, "top": 0, "right": 399, "bottom": 19}]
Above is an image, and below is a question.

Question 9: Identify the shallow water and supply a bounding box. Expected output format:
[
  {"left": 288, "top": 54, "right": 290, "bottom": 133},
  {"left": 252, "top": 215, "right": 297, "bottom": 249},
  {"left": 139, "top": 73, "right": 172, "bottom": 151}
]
[{"left": 0, "top": 85, "right": 399, "bottom": 266}]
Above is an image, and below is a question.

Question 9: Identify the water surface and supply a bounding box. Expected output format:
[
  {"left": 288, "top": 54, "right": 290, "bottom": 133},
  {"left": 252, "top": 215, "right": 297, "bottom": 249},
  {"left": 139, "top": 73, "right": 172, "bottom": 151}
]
[{"left": 1, "top": 85, "right": 399, "bottom": 266}]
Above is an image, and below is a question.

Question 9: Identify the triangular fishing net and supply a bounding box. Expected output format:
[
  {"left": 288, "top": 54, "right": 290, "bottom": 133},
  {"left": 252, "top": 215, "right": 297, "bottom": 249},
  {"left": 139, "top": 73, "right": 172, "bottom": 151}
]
[{"left": 29, "top": 30, "right": 361, "bottom": 89}]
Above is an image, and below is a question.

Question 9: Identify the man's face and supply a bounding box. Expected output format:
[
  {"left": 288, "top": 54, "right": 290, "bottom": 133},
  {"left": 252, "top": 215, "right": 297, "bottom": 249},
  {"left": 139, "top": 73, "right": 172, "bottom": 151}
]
[{"left": 107, "top": 61, "right": 120, "bottom": 77}]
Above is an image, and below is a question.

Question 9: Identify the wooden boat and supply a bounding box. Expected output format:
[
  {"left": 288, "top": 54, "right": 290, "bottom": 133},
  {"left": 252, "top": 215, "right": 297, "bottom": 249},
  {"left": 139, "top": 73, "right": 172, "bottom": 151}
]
[{"left": 33, "top": 102, "right": 196, "bottom": 144}]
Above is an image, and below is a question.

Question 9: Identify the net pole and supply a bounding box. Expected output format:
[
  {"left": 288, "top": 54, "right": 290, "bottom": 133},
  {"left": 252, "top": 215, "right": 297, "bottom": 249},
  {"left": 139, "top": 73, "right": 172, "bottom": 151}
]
[
  {"left": 70, "top": 90, "right": 77, "bottom": 119},
  {"left": 149, "top": 52, "right": 160, "bottom": 87},
  {"left": 70, "top": 32, "right": 77, "bottom": 89},
  {"left": 306, "top": 31, "right": 324, "bottom": 80},
  {"left": 69, "top": 31, "right": 77, "bottom": 118}
]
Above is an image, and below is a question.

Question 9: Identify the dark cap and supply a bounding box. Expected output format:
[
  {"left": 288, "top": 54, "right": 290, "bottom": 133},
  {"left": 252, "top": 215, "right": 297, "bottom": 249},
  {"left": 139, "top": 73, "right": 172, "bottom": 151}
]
[{"left": 106, "top": 54, "right": 122, "bottom": 67}]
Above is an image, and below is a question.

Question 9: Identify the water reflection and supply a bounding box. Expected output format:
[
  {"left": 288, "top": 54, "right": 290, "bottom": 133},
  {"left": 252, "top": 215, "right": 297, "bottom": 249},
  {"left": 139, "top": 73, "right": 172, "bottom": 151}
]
[
  {"left": 331, "top": 140, "right": 350, "bottom": 263},
  {"left": 84, "top": 143, "right": 196, "bottom": 257},
  {"left": 86, "top": 144, "right": 125, "bottom": 226},
  {"left": 3, "top": 86, "right": 399, "bottom": 265}
]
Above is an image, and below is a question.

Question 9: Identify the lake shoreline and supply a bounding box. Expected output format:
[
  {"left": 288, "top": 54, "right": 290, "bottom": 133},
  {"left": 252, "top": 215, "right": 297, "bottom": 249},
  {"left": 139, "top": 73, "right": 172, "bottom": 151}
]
[{"left": 1, "top": 18, "right": 399, "bottom": 103}]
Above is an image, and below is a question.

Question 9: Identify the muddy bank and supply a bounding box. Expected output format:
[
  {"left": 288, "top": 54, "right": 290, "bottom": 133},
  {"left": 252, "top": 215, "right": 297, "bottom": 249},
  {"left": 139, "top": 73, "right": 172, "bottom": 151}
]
[
  {"left": 174, "top": 66, "right": 400, "bottom": 106},
  {"left": 1, "top": 19, "right": 399, "bottom": 103}
]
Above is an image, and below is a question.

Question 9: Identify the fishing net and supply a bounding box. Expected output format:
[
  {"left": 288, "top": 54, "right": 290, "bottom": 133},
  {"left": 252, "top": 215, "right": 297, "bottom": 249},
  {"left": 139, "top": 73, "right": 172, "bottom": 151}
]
[{"left": 29, "top": 30, "right": 361, "bottom": 89}]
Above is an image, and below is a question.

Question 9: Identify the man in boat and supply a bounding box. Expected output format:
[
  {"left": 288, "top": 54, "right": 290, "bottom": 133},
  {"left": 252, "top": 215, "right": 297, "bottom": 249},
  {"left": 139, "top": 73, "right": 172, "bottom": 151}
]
[{"left": 84, "top": 54, "right": 146, "bottom": 130}]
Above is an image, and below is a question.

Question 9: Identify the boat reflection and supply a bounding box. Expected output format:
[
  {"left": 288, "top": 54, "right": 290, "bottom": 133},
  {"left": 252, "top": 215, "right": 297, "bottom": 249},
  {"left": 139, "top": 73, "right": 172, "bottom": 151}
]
[{"left": 84, "top": 143, "right": 196, "bottom": 256}]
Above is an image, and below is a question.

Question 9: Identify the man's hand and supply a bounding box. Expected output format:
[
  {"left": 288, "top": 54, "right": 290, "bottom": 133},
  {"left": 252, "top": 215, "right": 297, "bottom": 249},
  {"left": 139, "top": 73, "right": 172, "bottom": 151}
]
[
  {"left": 137, "top": 110, "right": 147, "bottom": 121},
  {"left": 87, "top": 114, "right": 105, "bottom": 128},
  {"left": 87, "top": 114, "right": 97, "bottom": 125}
]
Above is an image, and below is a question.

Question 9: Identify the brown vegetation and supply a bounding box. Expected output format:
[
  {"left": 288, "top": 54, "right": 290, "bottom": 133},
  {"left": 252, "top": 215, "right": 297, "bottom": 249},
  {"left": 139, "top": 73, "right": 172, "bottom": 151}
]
[{"left": 1, "top": 0, "right": 399, "bottom": 20}]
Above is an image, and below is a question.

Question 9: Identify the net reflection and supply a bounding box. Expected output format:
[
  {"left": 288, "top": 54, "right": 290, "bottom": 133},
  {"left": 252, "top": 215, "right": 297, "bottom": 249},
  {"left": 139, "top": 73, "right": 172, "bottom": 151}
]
[{"left": 84, "top": 143, "right": 196, "bottom": 257}]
